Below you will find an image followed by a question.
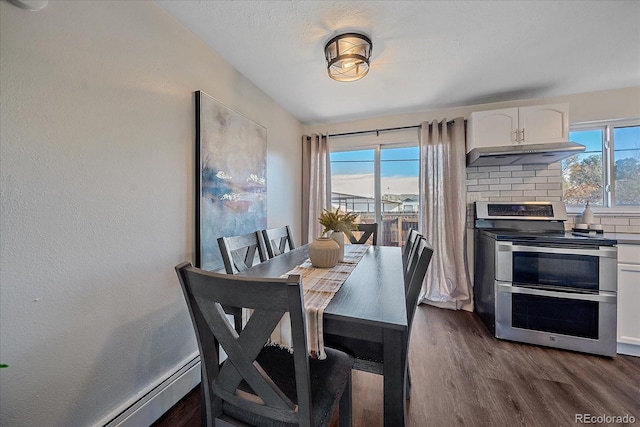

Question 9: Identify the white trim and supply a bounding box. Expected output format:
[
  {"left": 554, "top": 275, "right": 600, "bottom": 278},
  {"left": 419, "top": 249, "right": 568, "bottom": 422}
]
[
  {"left": 97, "top": 353, "right": 200, "bottom": 427},
  {"left": 617, "top": 342, "right": 640, "bottom": 357}
]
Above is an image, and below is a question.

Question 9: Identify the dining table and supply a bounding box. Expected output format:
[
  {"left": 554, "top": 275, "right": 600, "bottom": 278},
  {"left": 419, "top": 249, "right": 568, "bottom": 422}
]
[{"left": 237, "top": 243, "right": 408, "bottom": 427}]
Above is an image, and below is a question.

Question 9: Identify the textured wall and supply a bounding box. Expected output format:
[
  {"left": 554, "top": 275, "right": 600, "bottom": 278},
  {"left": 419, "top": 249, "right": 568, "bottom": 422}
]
[{"left": 0, "top": 1, "right": 301, "bottom": 425}]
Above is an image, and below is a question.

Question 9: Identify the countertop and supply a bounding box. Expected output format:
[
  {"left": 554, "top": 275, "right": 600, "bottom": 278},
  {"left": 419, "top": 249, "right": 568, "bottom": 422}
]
[{"left": 607, "top": 233, "right": 640, "bottom": 245}]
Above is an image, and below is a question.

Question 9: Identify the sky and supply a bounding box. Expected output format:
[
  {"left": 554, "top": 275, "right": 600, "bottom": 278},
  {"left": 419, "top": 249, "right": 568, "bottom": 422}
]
[{"left": 330, "top": 146, "right": 419, "bottom": 197}]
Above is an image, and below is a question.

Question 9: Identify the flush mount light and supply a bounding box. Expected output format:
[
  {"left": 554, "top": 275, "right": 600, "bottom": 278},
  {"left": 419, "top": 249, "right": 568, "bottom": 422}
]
[{"left": 324, "top": 33, "right": 372, "bottom": 82}]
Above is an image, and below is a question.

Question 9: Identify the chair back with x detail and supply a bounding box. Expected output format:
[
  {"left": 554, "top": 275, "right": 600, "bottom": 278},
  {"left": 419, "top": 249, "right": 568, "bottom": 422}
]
[
  {"left": 402, "top": 228, "right": 420, "bottom": 274},
  {"left": 262, "top": 225, "right": 296, "bottom": 258},
  {"left": 175, "top": 262, "right": 353, "bottom": 427},
  {"left": 217, "top": 231, "right": 267, "bottom": 274},
  {"left": 348, "top": 223, "right": 378, "bottom": 245}
]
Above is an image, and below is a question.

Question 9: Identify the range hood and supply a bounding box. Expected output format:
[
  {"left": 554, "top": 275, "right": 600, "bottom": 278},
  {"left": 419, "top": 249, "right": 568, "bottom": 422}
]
[{"left": 466, "top": 141, "right": 586, "bottom": 167}]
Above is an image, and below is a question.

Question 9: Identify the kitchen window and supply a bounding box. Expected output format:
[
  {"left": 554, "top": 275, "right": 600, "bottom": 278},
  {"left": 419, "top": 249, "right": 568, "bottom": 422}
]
[
  {"left": 330, "top": 144, "right": 419, "bottom": 247},
  {"left": 562, "top": 120, "right": 640, "bottom": 208}
]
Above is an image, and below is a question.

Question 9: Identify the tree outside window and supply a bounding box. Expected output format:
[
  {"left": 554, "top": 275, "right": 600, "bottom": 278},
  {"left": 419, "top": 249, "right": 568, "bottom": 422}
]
[{"left": 562, "top": 123, "right": 639, "bottom": 208}]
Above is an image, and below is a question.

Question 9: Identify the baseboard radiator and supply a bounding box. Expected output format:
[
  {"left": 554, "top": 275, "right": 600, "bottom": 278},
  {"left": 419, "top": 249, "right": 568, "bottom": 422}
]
[{"left": 100, "top": 355, "right": 201, "bottom": 427}]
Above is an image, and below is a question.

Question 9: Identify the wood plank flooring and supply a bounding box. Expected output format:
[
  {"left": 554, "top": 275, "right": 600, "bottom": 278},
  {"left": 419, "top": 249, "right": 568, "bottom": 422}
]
[{"left": 153, "top": 304, "right": 640, "bottom": 427}]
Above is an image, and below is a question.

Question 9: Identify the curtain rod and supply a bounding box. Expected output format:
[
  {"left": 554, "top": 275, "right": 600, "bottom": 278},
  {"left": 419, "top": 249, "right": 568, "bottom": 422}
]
[
  {"left": 325, "top": 119, "right": 464, "bottom": 138},
  {"left": 328, "top": 125, "right": 420, "bottom": 138}
]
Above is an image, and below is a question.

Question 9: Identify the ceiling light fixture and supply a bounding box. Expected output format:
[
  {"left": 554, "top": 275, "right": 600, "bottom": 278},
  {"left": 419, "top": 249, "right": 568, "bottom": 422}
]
[{"left": 324, "top": 33, "right": 372, "bottom": 82}]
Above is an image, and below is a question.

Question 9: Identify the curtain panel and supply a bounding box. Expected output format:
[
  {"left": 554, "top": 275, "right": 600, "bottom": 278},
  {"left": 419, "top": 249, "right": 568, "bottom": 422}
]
[
  {"left": 302, "top": 134, "right": 332, "bottom": 244},
  {"left": 419, "top": 118, "right": 473, "bottom": 311}
]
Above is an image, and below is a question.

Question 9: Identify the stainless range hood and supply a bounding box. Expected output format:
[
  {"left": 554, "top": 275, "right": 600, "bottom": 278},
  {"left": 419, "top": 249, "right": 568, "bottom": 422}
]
[{"left": 466, "top": 141, "right": 586, "bottom": 167}]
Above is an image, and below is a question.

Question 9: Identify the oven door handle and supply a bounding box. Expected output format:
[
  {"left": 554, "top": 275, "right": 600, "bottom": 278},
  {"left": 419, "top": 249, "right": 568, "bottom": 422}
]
[
  {"left": 497, "top": 242, "right": 617, "bottom": 258},
  {"left": 496, "top": 283, "right": 617, "bottom": 303}
]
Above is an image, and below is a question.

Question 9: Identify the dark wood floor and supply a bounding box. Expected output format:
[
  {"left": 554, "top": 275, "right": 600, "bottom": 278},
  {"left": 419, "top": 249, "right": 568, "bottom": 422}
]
[{"left": 153, "top": 305, "right": 640, "bottom": 427}]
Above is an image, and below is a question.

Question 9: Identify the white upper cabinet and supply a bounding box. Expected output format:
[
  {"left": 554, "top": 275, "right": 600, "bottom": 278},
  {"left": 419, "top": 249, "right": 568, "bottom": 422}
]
[{"left": 467, "top": 103, "right": 569, "bottom": 153}]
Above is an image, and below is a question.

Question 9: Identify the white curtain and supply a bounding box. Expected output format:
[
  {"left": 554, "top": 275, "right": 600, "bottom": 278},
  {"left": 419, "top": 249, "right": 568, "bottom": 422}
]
[
  {"left": 302, "top": 134, "right": 332, "bottom": 244},
  {"left": 418, "top": 118, "right": 473, "bottom": 311}
]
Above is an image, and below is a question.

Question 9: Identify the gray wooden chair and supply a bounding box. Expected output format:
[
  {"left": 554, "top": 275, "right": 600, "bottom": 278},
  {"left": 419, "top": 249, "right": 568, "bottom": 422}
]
[
  {"left": 403, "top": 229, "right": 422, "bottom": 287},
  {"left": 217, "top": 231, "right": 267, "bottom": 274},
  {"left": 175, "top": 262, "right": 354, "bottom": 427},
  {"left": 348, "top": 223, "right": 378, "bottom": 245},
  {"left": 262, "top": 225, "right": 296, "bottom": 258},
  {"left": 217, "top": 231, "right": 268, "bottom": 332},
  {"left": 402, "top": 228, "right": 420, "bottom": 273},
  {"left": 323, "top": 236, "right": 433, "bottom": 400}
]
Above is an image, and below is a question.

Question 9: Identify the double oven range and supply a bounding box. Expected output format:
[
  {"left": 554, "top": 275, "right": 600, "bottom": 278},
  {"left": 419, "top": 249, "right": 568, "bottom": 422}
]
[{"left": 474, "top": 201, "right": 618, "bottom": 357}]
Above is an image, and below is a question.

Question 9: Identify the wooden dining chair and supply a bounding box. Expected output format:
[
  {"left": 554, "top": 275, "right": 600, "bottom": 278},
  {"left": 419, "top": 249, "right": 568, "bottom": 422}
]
[
  {"left": 404, "top": 231, "right": 423, "bottom": 289},
  {"left": 262, "top": 225, "right": 296, "bottom": 258},
  {"left": 323, "top": 236, "right": 433, "bottom": 400},
  {"left": 402, "top": 228, "right": 420, "bottom": 273},
  {"left": 348, "top": 223, "right": 378, "bottom": 245},
  {"left": 217, "top": 231, "right": 267, "bottom": 274},
  {"left": 175, "top": 262, "right": 354, "bottom": 427},
  {"left": 217, "top": 231, "right": 268, "bottom": 332}
]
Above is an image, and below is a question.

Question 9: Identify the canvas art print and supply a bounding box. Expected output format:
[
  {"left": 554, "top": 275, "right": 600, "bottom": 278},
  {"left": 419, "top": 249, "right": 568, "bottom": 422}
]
[{"left": 196, "top": 91, "right": 267, "bottom": 270}]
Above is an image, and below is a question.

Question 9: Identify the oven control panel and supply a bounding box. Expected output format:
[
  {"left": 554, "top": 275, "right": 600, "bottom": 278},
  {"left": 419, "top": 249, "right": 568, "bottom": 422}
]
[{"left": 476, "top": 201, "right": 567, "bottom": 221}]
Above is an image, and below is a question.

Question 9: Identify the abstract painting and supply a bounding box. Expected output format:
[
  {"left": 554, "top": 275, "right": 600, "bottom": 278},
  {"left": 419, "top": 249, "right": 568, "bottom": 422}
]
[{"left": 196, "top": 91, "right": 267, "bottom": 270}]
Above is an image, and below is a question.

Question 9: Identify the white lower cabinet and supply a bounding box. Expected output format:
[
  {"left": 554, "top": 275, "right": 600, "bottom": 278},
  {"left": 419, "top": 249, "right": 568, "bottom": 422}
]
[{"left": 617, "top": 244, "right": 640, "bottom": 357}]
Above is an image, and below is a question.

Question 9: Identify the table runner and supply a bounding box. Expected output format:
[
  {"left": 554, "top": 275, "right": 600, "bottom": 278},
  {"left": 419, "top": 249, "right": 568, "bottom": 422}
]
[{"left": 250, "top": 244, "right": 369, "bottom": 360}]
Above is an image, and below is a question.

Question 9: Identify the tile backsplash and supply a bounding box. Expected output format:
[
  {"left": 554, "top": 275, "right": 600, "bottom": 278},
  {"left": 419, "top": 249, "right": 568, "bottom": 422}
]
[{"left": 466, "top": 163, "right": 640, "bottom": 233}]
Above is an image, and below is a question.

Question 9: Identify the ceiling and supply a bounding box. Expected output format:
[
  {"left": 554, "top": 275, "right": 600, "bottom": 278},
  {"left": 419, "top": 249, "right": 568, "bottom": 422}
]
[{"left": 157, "top": 0, "right": 640, "bottom": 125}]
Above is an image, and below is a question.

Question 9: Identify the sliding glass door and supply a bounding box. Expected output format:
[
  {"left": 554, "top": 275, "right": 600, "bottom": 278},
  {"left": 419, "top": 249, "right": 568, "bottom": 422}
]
[{"left": 330, "top": 144, "right": 419, "bottom": 247}]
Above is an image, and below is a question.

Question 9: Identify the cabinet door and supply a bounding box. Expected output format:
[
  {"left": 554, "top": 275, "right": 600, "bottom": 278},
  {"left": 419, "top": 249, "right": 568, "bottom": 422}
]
[
  {"left": 518, "top": 103, "right": 569, "bottom": 145},
  {"left": 467, "top": 107, "right": 518, "bottom": 152},
  {"left": 617, "top": 263, "right": 640, "bottom": 346}
]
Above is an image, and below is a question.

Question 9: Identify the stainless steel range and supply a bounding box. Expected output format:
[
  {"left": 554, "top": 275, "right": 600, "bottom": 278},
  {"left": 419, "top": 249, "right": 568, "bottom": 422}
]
[{"left": 474, "top": 201, "right": 618, "bottom": 356}]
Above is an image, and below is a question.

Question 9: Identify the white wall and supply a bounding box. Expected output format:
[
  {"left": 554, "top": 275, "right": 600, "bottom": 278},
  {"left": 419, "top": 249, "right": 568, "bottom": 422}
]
[
  {"left": 304, "top": 86, "right": 640, "bottom": 135},
  {"left": 0, "top": 1, "right": 302, "bottom": 426}
]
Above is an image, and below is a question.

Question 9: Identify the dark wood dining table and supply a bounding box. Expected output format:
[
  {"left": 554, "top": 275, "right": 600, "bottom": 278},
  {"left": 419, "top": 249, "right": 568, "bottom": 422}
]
[{"left": 237, "top": 244, "right": 408, "bottom": 427}]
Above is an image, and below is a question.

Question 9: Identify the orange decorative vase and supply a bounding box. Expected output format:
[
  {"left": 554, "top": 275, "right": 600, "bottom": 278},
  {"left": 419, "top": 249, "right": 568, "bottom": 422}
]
[{"left": 308, "top": 237, "right": 340, "bottom": 268}]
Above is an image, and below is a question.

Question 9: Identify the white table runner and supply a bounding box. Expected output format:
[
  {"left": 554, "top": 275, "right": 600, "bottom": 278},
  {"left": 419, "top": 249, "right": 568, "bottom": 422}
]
[{"left": 255, "top": 244, "right": 369, "bottom": 359}]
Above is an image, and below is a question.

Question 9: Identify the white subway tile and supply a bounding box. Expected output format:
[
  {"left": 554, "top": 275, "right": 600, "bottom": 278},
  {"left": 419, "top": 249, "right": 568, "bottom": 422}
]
[
  {"left": 467, "top": 172, "right": 489, "bottom": 179},
  {"left": 477, "top": 166, "right": 501, "bottom": 172},
  {"left": 489, "top": 171, "right": 512, "bottom": 178},
  {"left": 615, "top": 225, "right": 640, "bottom": 233},
  {"left": 468, "top": 185, "right": 490, "bottom": 192},
  {"left": 499, "top": 165, "right": 523, "bottom": 172},
  {"left": 466, "top": 179, "right": 478, "bottom": 186},
  {"left": 478, "top": 178, "right": 501, "bottom": 185},
  {"left": 490, "top": 184, "right": 512, "bottom": 191},
  {"left": 500, "top": 190, "right": 523, "bottom": 197},
  {"left": 524, "top": 176, "right": 548, "bottom": 184},
  {"left": 501, "top": 178, "right": 524, "bottom": 184},
  {"left": 600, "top": 217, "right": 630, "bottom": 226},
  {"left": 512, "top": 171, "right": 536, "bottom": 178},
  {"left": 536, "top": 169, "right": 562, "bottom": 177},
  {"left": 512, "top": 183, "right": 536, "bottom": 190}
]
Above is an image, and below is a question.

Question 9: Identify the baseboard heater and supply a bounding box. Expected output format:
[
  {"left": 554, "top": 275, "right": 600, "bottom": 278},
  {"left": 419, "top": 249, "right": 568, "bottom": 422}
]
[{"left": 101, "top": 355, "right": 201, "bottom": 427}]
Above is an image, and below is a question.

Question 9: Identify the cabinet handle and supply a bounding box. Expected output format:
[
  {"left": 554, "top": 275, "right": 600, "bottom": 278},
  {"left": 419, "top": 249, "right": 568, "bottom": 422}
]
[
  {"left": 521, "top": 128, "right": 525, "bottom": 142},
  {"left": 513, "top": 130, "right": 519, "bottom": 143}
]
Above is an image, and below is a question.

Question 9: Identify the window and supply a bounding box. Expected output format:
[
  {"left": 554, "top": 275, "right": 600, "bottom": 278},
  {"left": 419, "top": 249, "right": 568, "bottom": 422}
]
[
  {"left": 330, "top": 145, "right": 419, "bottom": 247},
  {"left": 562, "top": 121, "right": 640, "bottom": 208}
]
